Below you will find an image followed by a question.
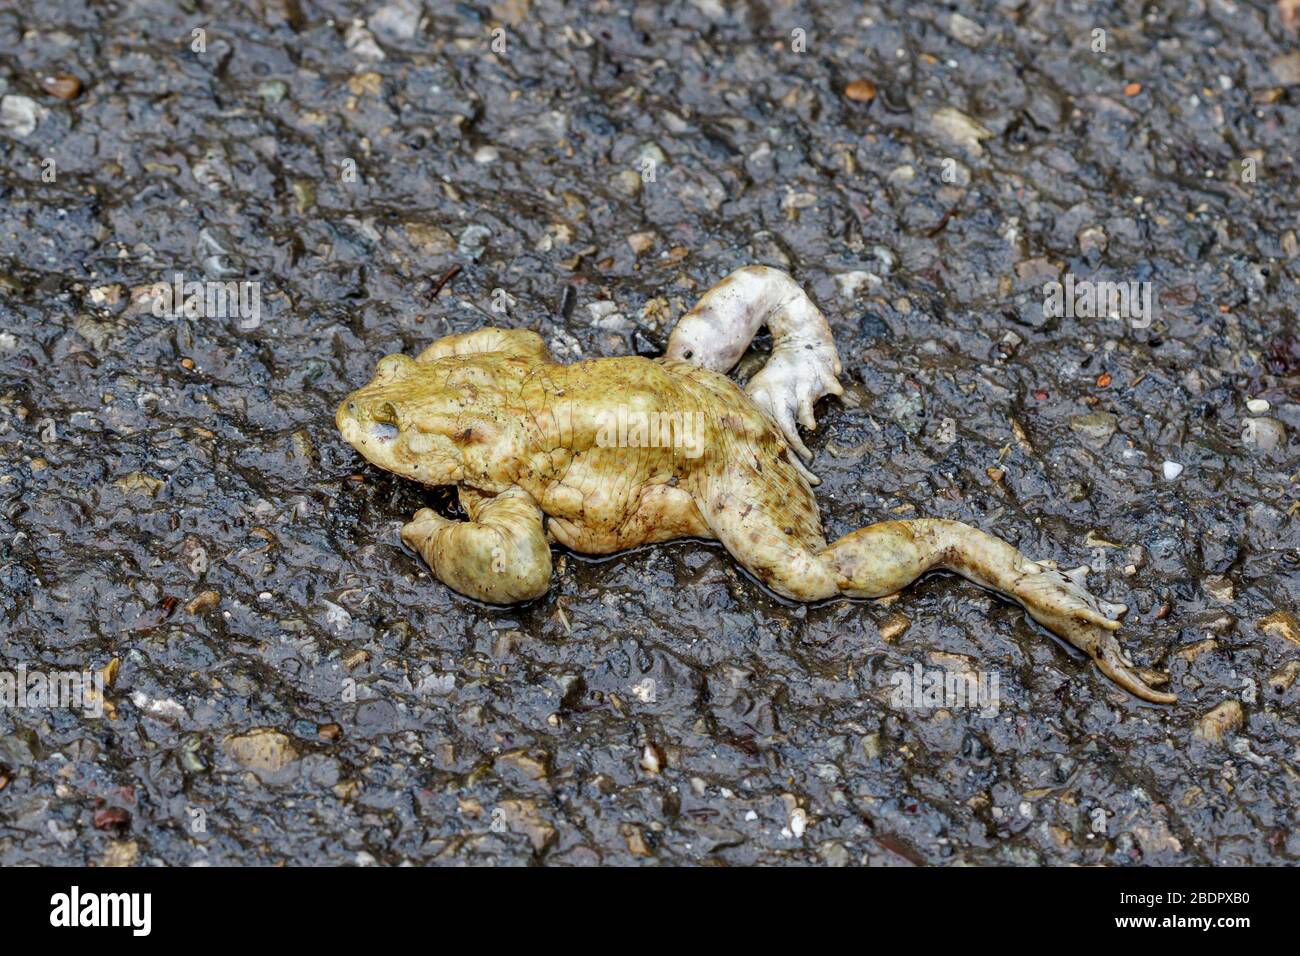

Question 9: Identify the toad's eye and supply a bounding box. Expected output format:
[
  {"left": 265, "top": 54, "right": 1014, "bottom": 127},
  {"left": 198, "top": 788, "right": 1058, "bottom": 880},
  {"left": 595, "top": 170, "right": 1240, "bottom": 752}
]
[{"left": 369, "top": 403, "right": 400, "bottom": 442}]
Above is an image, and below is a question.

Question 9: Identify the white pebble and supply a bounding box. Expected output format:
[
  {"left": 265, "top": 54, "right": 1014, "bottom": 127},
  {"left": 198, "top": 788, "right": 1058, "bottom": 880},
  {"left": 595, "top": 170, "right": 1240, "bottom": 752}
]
[
  {"left": 131, "top": 691, "right": 188, "bottom": 720},
  {"left": 322, "top": 600, "right": 352, "bottom": 630},
  {"left": 1246, "top": 398, "right": 1269, "bottom": 413},
  {"left": 1162, "top": 461, "right": 1184, "bottom": 480},
  {"left": 835, "top": 270, "right": 882, "bottom": 299},
  {"left": 0, "top": 94, "right": 41, "bottom": 136},
  {"left": 639, "top": 744, "right": 661, "bottom": 775},
  {"left": 789, "top": 807, "right": 807, "bottom": 837}
]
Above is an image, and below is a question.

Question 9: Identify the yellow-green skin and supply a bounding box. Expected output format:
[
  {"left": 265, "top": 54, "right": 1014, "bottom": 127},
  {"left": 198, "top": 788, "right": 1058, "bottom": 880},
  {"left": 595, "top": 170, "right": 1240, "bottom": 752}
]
[{"left": 337, "top": 327, "right": 1174, "bottom": 704}]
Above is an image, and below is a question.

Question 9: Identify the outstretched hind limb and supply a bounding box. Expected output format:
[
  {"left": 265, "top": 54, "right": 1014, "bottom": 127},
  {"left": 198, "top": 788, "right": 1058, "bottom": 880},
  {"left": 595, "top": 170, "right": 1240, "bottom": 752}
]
[
  {"left": 665, "top": 266, "right": 843, "bottom": 463},
  {"left": 708, "top": 491, "right": 1174, "bottom": 702},
  {"left": 834, "top": 521, "right": 1174, "bottom": 702}
]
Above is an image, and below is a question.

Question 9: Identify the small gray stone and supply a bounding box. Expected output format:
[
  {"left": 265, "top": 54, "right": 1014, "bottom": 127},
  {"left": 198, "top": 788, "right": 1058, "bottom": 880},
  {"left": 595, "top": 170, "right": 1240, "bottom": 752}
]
[
  {"left": 458, "top": 224, "right": 492, "bottom": 260},
  {"left": 1069, "top": 411, "right": 1118, "bottom": 445},
  {"left": 1270, "top": 53, "right": 1300, "bottom": 87},
  {"left": 1242, "top": 417, "right": 1285, "bottom": 452},
  {"left": 369, "top": 0, "right": 422, "bottom": 41},
  {"left": 946, "top": 13, "right": 987, "bottom": 47}
]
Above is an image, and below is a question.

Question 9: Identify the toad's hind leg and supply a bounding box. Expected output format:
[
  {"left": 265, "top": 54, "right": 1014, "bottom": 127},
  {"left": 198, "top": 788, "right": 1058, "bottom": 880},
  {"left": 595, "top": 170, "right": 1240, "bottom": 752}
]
[
  {"left": 706, "top": 481, "right": 1174, "bottom": 703},
  {"left": 401, "top": 485, "right": 552, "bottom": 604},
  {"left": 665, "top": 266, "right": 843, "bottom": 463}
]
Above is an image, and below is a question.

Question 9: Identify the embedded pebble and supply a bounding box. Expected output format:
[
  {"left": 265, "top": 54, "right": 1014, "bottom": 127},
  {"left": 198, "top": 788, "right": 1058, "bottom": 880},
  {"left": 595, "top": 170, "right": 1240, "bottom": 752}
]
[
  {"left": 458, "top": 224, "right": 492, "bottom": 259},
  {"left": 495, "top": 750, "right": 550, "bottom": 783},
  {"left": 39, "top": 74, "right": 82, "bottom": 100},
  {"left": 0, "top": 95, "right": 41, "bottom": 136},
  {"left": 1241, "top": 417, "right": 1286, "bottom": 452},
  {"left": 257, "top": 80, "right": 288, "bottom": 103},
  {"left": 498, "top": 799, "right": 557, "bottom": 852},
  {"left": 927, "top": 107, "right": 991, "bottom": 155},
  {"left": 1269, "top": 52, "right": 1300, "bottom": 86},
  {"left": 405, "top": 222, "right": 455, "bottom": 255},
  {"left": 1078, "top": 225, "right": 1108, "bottom": 255},
  {"left": 1259, "top": 610, "right": 1300, "bottom": 647},
  {"left": 113, "top": 471, "right": 163, "bottom": 497},
  {"left": 835, "top": 271, "right": 883, "bottom": 299},
  {"left": 185, "top": 590, "right": 221, "bottom": 613},
  {"left": 587, "top": 300, "right": 630, "bottom": 331},
  {"left": 626, "top": 231, "right": 656, "bottom": 255},
  {"left": 945, "top": 13, "right": 987, "bottom": 46},
  {"left": 1192, "top": 700, "right": 1243, "bottom": 745},
  {"left": 344, "top": 20, "right": 386, "bottom": 60},
  {"left": 181, "top": 537, "right": 209, "bottom": 576},
  {"left": 224, "top": 728, "right": 299, "bottom": 772},
  {"left": 369, "top": 0, "right": 422, "bottom": 41},
  {"left": 1202, "top": 576, "right": 1234, "bottom": 604},
  {"left": 417, "top": 673, "right": 456, "bottom": 695},
  {"left": 887, "top": 164, "right": 915, "bottom": 186},
  {"left": 321, "top": 600, "right": 353, "bottom": 631},
  {"left": 844, "top": 79, "right": 876, "bottom": 102},
  {"left": 1069, "top": 411, "right": 1117, "bottom": 445},
  {"left": 611, "top": 169, "right": 642, "bottom": 195},
  {"left": 130, "top": 692, "right": 188, "bottom": 721},
  {"left": 640, "top": 742, "right": 664, "bottom": 775},
  {"left": 789, "top": 806, "right": 807, "bottom": 838},
  {"left": 101, "top": 841, "right": 139, "bottom": 868},
  {"left": 1267, "top": 661, "right": 1300, "bottom": 695},
  {"left": 879, "top": 613, "right": 910, "bottom": 642},
  {"left": 881, "top": 391, "right": 924, "bottom": 435},
  {"left": 631, "top": 677, "right": 656, "bottom": 702}
]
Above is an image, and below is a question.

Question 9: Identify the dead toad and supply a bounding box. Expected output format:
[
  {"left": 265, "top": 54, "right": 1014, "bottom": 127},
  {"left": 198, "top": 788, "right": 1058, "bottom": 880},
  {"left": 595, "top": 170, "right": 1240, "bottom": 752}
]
[{"left": 337, "top": 266, "right": 1175, "bottom": 703}]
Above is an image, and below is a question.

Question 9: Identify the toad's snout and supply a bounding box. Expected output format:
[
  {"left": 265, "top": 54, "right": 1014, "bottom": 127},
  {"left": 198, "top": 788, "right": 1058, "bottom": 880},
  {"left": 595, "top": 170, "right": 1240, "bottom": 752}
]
[
  {"left": 336, "top": 396, "right": 360, "bottom": 437},
  {"left": 337, "top": 396, "right": 400, "bottom": 449},
  {"left": 336, "top": 397, "right": 361, "bottom": 449}
]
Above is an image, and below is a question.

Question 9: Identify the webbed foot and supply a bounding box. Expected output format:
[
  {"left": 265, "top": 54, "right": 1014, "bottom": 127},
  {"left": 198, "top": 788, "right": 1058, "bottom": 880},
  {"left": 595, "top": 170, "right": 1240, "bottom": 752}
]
[
  {"left": 745, "top": 348, "right": 844, "bottom": 462},
  {"left": 1016, "top": 563, "right": 1175, "bottom": 703}
]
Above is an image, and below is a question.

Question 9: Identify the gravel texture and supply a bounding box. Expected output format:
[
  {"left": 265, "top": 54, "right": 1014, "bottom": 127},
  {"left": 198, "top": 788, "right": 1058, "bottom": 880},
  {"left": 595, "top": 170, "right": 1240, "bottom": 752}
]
[{"left": 1, "top": 0, "right": 1298, "bottom": 865}]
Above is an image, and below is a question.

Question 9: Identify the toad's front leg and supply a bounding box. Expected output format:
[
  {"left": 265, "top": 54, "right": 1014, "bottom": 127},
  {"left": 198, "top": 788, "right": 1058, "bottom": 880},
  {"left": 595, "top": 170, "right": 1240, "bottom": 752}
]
[
  {"left": 401, "top": 486, "right": 552, "bottom": 603},
  {"left": 665, "top": 266, "right": 843, "bottom": 464}
]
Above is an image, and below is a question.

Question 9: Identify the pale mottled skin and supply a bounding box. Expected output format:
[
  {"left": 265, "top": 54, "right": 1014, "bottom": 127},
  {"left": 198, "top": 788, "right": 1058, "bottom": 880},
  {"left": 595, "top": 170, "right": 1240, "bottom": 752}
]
[
  {"left": 666, "top": 266, "right": 843, "bottom": 465},
  {"left": 337, "top": 271, "right": 1175, "bottom": 704}
]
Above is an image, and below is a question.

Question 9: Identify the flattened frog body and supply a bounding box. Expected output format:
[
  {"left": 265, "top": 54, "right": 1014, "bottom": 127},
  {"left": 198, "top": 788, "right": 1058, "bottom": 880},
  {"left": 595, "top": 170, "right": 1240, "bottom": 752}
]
[{"left": 337, "top": 267, "right": 1174, "bottom": 704}]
